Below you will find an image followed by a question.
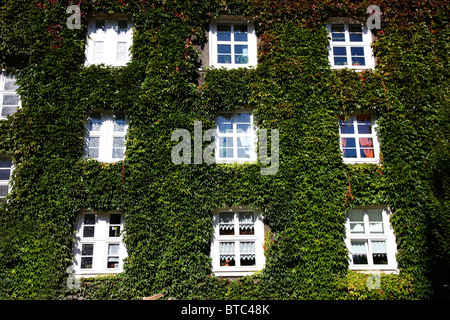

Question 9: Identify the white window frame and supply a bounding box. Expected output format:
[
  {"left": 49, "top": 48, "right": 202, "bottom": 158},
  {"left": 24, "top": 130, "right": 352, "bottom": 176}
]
[
  {"left": 85, "top": 14, "right": 134, "bottom": 67},
  {"left": 84, "top": 110, "right": 128, "bottom": 163},
  {"left": 209, "top": 16, "right": 257, "bottom": 69},
  {"left": 72, "top": 211, "right": 127, "bottom": 277},
  {"left": 215, "top": 110, "right": 257, "bottom": 163},
  {"left": 0, "top": 155, "right": 13, "bottom": 202},
  {"left": 0, "top": 71, "right": 20, "bottom": 119},
  {"left": 327, "top": 21, "right": 375, "bottom": 70},
  {"left": 344, "top": 206, "right": 398, "bottom": 272},
  {"left": 211, "top": 206, "right": 265, "bottom": 277},
  {"left": 339, "top": 113, "right": 380, "bottom": 164}
]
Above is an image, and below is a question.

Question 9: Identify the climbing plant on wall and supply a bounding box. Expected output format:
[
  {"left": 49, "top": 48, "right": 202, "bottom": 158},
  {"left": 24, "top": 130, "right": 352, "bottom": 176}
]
[{"left": 0, "top": 0, "right": 448, "bottom": 300}]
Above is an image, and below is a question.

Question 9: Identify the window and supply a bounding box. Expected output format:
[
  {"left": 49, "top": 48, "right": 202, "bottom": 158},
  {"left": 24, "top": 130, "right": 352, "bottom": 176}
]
[
  {"left": 85, "top": 110, "right": 128, "bottom": 162},
  {"left": 0, "top": 71, "right": 19, "bottom": 119},
  {"left": 73, "top": 211, "right": 127, "bottom": 276},
  {"left": 209, "top": 17, "right": 257, "bottom": 69},
  {"left": 0, "top": 156, "right": 12, "bottom": 202},
  {"left": 216, "top": 111, "right": 257, "bottom": 163},
  {"left": 211, "top": 207, "right": 265, "bottom": 276},
  {"left": 327, "top": 21, "right": 374, "bottom": 69},
  {"left": 339, "top": 113, "right": 379, "bottom": 163},
  {"left": 85, "top": 15, "right": 134, "bottom": 66},
  {"left": 344, "top": 207, "right": 398, "bottom": 271}
]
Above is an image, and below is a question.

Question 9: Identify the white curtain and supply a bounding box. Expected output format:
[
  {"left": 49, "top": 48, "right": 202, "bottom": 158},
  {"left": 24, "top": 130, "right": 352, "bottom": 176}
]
[{"left": 239, "top": 212, "right": 254, "bottom": 230}]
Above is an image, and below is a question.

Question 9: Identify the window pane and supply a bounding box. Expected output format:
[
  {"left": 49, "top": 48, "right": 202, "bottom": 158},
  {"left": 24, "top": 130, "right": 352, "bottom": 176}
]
[
  {"left": 112, "top": 137, "right": 125, "bottom": 158},
  {"left": 219, "top": 212, "right": 234, "bottom": 235},
  {"left": 108, "top": 244, "right": 120, "bottom": 256},
  {"left": 217, "top": 24, "right": 231, "bottom": 41},
  {"left": 352, "top": 254, "right": 368, "bottom": 264},
  {"left": 359, "top": 138, "right": 374, "bottom": 158},
  {"left": 110, "top": 213, "right": 121, "bottom": 225},
  {"left": 81, "top": 244, "right": 94, "bottom": 256},
  {"left": 219, "top": 148, "right": 234, "bottom": 158},
  {"left": 81, "top": 257, "right": 93, "bottom": 269},
  {"left": 109, "top": 225, "right": 121, "bottom": 237},
  {"left": 94, "top": 41, "right": 103, "bottom": 61},
  {"left": 1, "top": 106, "right": 17, "bottom": 117},
  {"left": 0, "top": 185, "right": 8, "bottom": 197},
  {"left": 95, "top": 20, "right": 105, "bottom": 31},
  {"left": 331, "top": 24, "right": 345, "bottom": 41},
  {"left": 340, "top": 118, "right": 354, "bottom": 134},
  {"left": 236, "top": 123, "right": 251, "bottom": 133},
  {"left": 234, "top": 24, "right": 248, "bottom": 42},
  {"left": 2, "top": 94, "right": 19, "bottom": 106},
  {"left": 118, "top": 20, "right": 128, "bottom": 32},
  {"left": 218, "top": 114, "right": 233, "bottom": 133},
  {"left": 218, "top": 45, "right": 231, "bottom": 54},
  {"left": 240, "top": 242, "right": 255, "bottom": 266},
  {"left": 348, "top": 24, "right": 363, "bottom": 42},
  {"left": 351, "top": 47, "right": 364, "bottom": 56},
  {"left": 219, "top": 137, "right": 233, "bottom": 148},
  {"left": 239, "top": 212, "right": 254, "bottom": 235},
  {"left": 333, "top": 47, "right": 347, "bottom": 56},
  {"left": 107, "top": 256, "right": 119, "bottom": 268},
  {"left": 83, "top": 226, "right": 95, "bottom": 237},
  {"left": 234, "top": 45, "right": 248, "bottom": 55},
  {"left": 372, "top": 241, "right": 387, "bottom": 252},
  {"left": 117, "top": 42, "right": 127, "bottom": 61},
  {"left": 334, "top": 57, "right": 347, "bottom": 66},
  {"left": 356, "top": 114, "right": 372, "bottom": 133},
  {"left": 89, "top": 118, "right": 102, "bottom": 131},
  {"left": 0, "top": 169, "right": 11, "bottom": 181},
  {"left": 4, "top": 78, "right": 18, "bottom": 91},
  {"left": 84, "top": 214, "right": 96, "bottom": 225},
  {"left": 349, "top": 33, "right": 363, "bottom": 42},
  {"left": 236, "top": 113, "right": 251, "bottom": 123},
  {"left": 220, "top": 242, "right": 235, "bottom": 266},
  {"left": 352, "top": 57, "right": 365, "bottom": 66},
  {"left": 218, "top": 55, "right": 232, "bottom": 64},
  {"left": 373, "top": 253, "right": 388, "bottom": 264},
  {"left": 351, "top": 240, "right": 367, "bottom": 253}
]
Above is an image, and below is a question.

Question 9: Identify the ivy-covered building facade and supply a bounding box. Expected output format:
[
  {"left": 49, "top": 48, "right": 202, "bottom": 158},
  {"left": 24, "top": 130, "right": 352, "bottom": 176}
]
[{"left": 0, "top": 0, "right": 448, "bottom": 300}]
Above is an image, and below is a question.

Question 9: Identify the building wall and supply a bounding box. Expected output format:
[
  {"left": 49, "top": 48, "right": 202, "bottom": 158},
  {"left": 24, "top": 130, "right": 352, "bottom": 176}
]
[{"left": 0, "top": 0, "right": 448, "bottom": 300}]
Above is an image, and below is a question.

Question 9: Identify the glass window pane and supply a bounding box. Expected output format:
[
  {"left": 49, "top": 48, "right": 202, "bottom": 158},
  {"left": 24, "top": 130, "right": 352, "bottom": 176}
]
[
  {"left": 219, "top": 137, "right": 233, "bottom": 148},
  {"left": 219, "top": 148, "right": 234, "bottom": 158},
  {"left": 356, "top": 114, "right": 372, "bottom": 133},
  {"left": 237, "top": 137, "right": 251, "bottom": 148},
  {"left": 217, "top": 24, "right": 231, "bottom": 41},
  {"left": 88, "top": 137, "right": 99, "bottom": 148},
  {"left": 351, "top": 240, "right": 367, "bottom": 253},
  {"left": 235, "top": 55, "right": 249, "bottom": 64},
  {"left": 240, "top": 241, "right": 255, "bottom": 266},
  {"left": 109, "top": 225, "right": 121, "bottom": 237},
  {"left": 352, "top": 57, "right": 365, "bottom": 66},
  {"left": 331, "top": 24, "right": 345, "bottom": 41},
  {"left": 348, "top": 24, "right": 362, "bottom": 33},
  {"left": 236, "top": 113, "right": 250, "bottom": 123},
  {"left": 0, "top": 185, "right": 8, "bottom": 197},
  {"left": 373, "top": 253, "right": 388, "bottom": 264},
  {"left": 234, "top": 24, "right": 248, "bottom": 42},
  {"left": 218, "top": 114, "right": 233, "bottom": 133},
  {"left": 349, "top": 33, "right": 363, "bottom": 42},
  {"left": 352, "top": 254, "right": 368, "bottom": 264},
  {"left": 4, "top": 78, "right": 18, "bottom": 91},
  {"left": 218, "top": 55, "right": 231, "bottom": 64},
  {"left": 84, "top": 214, "right": 96, "bottom": 225},
  {"left": 110, "top": 213, "right": 121, "bottom": 225},
  {"left": 117, "top": 42, "right": 127, "bottom": 61},
  {"left": 236, "top": 123, "right": 250, "bottom": 133},
  {"left": 351, "top": 47, "right": 364, "bottom": 56},
  {"left": 334, "top": 57, "right": 347, "bottom": 66},
  {"left": 83, "top": 226, "right": 95, "bottom": 237},
  {"left": 0, "top": 169, "right": 10, "bottom": 181},
  {"left": 218, "top": 44, "right": 231, "bottom": 54},
  {"left": 219, "top": 212, "right": 234, "bottom": 235},
  {"left": 81, "top": 244, "right": 94, "bottom": 256},
  {"left": 372, "top": 241, "right": 387, "bottom": 252},
  {"left": 108, "top": 244, "right": 120, "bottom": 256},
  {"left": 234, "top": 45, "right": 248, "bottom": 55},
  {"left": 239, "top": 213, "right": 254, "bottom": 235},
  {"left": 2, "top": 94, "right": 19, "bottom": 106},
  {"left": 94, "top": 41, "right": 103, "bottom": 61},
  {"left": 342, "top": 137, "right": 356, "bottom": 148},
  {"left": 340, "top": 118, "right": 354, "bottom": 134},
  {"left": 81, "top": 257, "right": 93, "bottom": 269},
  {"left": 333, "top": 47, "right": 347, "bottom": 56},
  {"left": 107, "top": 256, "right": 119, "bottom": 268},
  {"left": 220, "top": 242, "right": 235, "bottom": 266},
  {"left": 95, "top": 20, "right": 105, "bottom": 31},
  {"left": 118, "top": 20, "right": 128, "bottom": 32},
  {"left": 1, "top": 106, "right": 17, "bottom": 117}
]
